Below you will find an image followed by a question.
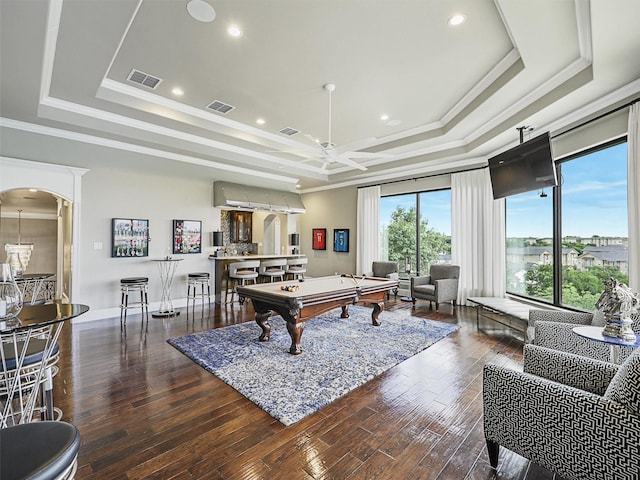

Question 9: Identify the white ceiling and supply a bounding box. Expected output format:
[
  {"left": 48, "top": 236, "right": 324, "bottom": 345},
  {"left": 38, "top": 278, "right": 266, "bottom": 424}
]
[{"left": 1, "top": 0, "right": 639, "bottom": 194}]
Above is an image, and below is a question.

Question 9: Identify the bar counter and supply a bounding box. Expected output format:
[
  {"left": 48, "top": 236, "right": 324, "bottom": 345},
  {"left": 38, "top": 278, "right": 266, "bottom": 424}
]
[{"left": 208, "top": 254, "right": 304, "bottom": 303}]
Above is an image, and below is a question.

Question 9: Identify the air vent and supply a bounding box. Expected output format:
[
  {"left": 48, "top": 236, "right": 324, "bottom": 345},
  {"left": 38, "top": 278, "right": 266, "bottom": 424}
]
[
  {"left": 207, "top": 100, "right": 235, "bottom": 114},
  {"left": 278, "top": 127, "right": 299, "bottom": 136},
  {"left": 127, "top": 69, "right": 162, "bottom": 89}
]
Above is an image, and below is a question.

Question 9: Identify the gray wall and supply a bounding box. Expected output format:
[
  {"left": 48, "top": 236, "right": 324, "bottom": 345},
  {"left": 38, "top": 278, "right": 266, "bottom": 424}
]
[
  {"left": 299, "top": 186, "right": 358, "bottom": 277},
  {"left": 77, "top": 160, "right": 223, "bottom": 316}
]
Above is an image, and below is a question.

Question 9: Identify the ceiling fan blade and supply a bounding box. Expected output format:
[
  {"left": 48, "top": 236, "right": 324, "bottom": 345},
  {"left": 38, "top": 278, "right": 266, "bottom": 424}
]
[
  {"left": 335, "top": 156, "right": 368, "bottom": 171},
  {"left": 344, "top": 151, "right": 393, "bottom": 159}
]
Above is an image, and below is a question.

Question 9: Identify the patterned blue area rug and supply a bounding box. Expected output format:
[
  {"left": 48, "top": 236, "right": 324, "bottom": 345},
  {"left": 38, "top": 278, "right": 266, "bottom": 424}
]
[{"left": 168, "top": 306, "right": 459, "bottom": 425}]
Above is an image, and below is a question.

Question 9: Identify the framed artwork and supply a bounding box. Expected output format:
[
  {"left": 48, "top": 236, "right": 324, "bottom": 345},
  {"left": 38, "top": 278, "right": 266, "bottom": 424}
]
[
  {"left": 333, "top": 228, "right": 349, "bottom": 252},
  {"left": 312, "top": 228, "right": 326, "bottom": 250},
  {"left": 173, "top": 220, "right": 202, "bottom": 254},
  {"left": 112, "top": 218, "right": 149, "bottom": 257}
]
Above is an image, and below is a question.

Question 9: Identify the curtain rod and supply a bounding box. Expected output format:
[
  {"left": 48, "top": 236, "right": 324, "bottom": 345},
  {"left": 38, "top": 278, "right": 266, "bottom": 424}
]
[
  {"left": 551, "top": 97, "right": 639, "bottom": 139},
  {"left": 359, "top": 97, "right": 639, "bottom": 189},
  {"left": 357, "top": 164, "right": 487, "bottom": 189}
]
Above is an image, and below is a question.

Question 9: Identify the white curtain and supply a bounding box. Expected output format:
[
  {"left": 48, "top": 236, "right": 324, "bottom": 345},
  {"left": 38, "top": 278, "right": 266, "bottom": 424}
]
[
  {"left": 628, "top": 103, "right": 640, "bottom": 292},
  {"left": 356, "top": 185, "right": 380, "bottom": 275},
  {"left": 451, "top": 168, "right": 505, "bottom": 305}
]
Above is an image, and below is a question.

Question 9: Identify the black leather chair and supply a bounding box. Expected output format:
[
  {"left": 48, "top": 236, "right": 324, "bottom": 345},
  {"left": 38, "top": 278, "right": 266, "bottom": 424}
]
[{"left": 1, "top": 421, "right": 81, "bottom": 480}]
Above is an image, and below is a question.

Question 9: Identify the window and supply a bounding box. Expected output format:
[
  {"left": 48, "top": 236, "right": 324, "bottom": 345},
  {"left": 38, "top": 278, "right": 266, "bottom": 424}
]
[
  {"left": 559, "top": 142, "right": 628, "bottom": 310},
  {"left": 504, "top": 139, "right": 629, "bottom": 310},
  {"left": 380, "top": 190, "right": 451, "bottom": 279},
  {"left": 505, "top": 190, "right": 554, "bottom": 302}
]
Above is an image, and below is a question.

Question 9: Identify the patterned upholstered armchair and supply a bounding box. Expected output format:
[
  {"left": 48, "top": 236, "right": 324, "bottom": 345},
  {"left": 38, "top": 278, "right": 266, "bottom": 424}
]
[
  {"left": 483, "top": 345, "right": 640, "bottom": 479},
  {"left": 529, "top": 309, "right": 640, "bottom": 364},
  {"left": 410, "top": 265, "right": 459, "bottom": 311}
]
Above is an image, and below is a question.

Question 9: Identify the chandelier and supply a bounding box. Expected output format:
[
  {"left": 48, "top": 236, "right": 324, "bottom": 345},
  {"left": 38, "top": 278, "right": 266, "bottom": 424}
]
[{"left": 4, "top": 209, "right": 33, "bottom": 277}]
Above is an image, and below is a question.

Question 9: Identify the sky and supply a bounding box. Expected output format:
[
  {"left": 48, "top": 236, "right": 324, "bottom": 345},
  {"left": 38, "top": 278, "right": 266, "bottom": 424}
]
[
  {"left": 507, "top": 141, "right": 628, "bottom": 238},
  {"left": 379, "top": 141, "right": 629, "bottom": 239}
]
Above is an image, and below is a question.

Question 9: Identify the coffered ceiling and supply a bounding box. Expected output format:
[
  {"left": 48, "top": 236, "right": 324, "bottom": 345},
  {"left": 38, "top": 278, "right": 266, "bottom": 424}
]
[{"left": 1, "top": 0, "right": 639, "bottom": 193}]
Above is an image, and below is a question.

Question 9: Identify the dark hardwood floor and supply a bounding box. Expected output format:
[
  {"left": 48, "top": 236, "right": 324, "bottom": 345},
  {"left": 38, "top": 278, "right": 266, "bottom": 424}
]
[{"left": 51, "top": 297, "right": 563, "bottom": 479}]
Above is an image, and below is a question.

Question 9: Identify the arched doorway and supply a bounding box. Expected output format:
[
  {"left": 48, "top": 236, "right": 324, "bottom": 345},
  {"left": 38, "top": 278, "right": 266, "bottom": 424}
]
[
  {"left": 262, "top": 214, "right": 281, "bottom": 255},
  {"left": 0, "top": 188, "right": 72, "bottom": 301},
  {"left": 0, "top": 157, "right": 88, "bottom": 302}
]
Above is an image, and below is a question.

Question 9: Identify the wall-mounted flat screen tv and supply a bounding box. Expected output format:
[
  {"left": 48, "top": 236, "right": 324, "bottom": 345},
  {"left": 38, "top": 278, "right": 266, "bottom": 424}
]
[{"left": 488, "top": 132, "right": 557, "bottom": 199}]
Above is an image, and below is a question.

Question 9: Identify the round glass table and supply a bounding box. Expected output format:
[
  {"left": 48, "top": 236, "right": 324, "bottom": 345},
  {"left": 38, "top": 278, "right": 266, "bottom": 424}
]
[
  {"left": 573, "top": 325, "right": 640, "bottom": 364},
  {"left": 1, "top": 303, "right": 89, "bottom": 427}
]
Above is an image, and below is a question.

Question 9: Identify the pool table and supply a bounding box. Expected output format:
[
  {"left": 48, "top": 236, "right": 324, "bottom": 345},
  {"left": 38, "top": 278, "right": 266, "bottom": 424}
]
[{"left": 236, "top": 275, "right": 399, "bottom": 354}]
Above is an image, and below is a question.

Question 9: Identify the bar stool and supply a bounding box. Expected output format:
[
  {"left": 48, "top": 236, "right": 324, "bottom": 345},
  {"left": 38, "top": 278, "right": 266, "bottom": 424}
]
[
  {"left": 285, "top": 257, "right": 307, "bottom": 280},
  {"left": 187, "top": 272, "right": 210, "bottom": 308},
  {"left": 258, "top": 259, "right": 287, "bottom": 283},
  {"left": 119, "top": 277, "right": 149, "bottom": 325},
  {"left": 1, "top": 421, "right": 80, "bottom": 480},
  {"left": 1, "top": 326, "right": 61, "bottom": 426},
  {"left": 225, "top": 260, "right": 260, "bottom": 304}
]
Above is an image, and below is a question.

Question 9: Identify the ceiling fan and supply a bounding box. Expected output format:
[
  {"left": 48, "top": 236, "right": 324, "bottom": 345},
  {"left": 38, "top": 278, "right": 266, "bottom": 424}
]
[{"left": 304, "top": 83, "right": 391, "bottom": 171}]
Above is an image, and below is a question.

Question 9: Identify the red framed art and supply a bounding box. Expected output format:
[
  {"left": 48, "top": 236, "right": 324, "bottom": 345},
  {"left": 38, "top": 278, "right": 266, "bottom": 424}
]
[{"left": 312, "top": 228, "right": 326, "bottom": 250}]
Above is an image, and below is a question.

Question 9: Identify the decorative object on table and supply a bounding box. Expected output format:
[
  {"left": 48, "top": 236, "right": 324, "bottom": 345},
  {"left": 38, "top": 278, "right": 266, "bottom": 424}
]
[
  {"left": 312, "top": 228, "right": 326, "bottom": 250},
  {"left": 212, "top": 231, "right": 224, "bottom": 256},
  {"left": 172, "top": 219, "right": 202, "bottom": 254},
  {"left": 596, "top": 277, "right": 639, "bottom": 343},
  {"left": 0, "top": 263, "right": 23, "bottom": 322},
  {"left": 4, "top": 209, "right": 33, "bottom": 277},
  {"left": 333, "top": 228, "right": 349, "bottom": 252},
  {"left": 111, "top": 218, "right": 149, "bottom": 257},
  {"left": 168, "top": 306, "right": 459, "bottom": 425}
]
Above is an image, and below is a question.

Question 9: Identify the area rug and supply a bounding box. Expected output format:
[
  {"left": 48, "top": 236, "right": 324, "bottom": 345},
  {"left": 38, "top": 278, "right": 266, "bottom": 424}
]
[{"left": 168, "top": 306, "right": 459, "bottom": 425}]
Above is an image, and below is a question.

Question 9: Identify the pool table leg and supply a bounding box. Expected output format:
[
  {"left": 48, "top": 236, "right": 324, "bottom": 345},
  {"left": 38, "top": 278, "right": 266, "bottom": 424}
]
[
  {"left": 255, "top": 311, "right": 271, "bottom": 342},
  {"left": 371, "top": 302, "right": 383, "bottom": 326},
  {"left": 286, "top": 321, "right": 305, "bottom": 355}
]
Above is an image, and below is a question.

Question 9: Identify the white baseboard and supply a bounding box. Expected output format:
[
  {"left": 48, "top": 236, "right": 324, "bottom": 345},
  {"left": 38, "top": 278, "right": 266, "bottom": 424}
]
[{"left": 71, "top": 297, "right": 189, "bottom": 324}]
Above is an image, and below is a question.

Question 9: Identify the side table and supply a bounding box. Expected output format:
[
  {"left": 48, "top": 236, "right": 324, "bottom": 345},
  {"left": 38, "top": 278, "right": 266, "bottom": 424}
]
[
  {"left": 151, "top": 258, "right": 183, "bottom": 318},
  {"left": 573, "top": 325, "right": 640, "bottom": 364}
]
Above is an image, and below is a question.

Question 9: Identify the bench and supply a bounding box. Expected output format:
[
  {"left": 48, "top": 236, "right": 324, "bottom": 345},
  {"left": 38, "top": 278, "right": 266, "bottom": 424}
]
[{"left": 467, "top": 296, "right": 552, "bottom": 338}]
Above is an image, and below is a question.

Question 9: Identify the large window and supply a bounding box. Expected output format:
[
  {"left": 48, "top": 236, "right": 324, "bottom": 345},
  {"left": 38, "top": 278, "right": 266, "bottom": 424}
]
[
  {"left": 380, "top": 189, "right": 451, "bottom": 278},
  {"left": 505, "top": 139, "right": 629, "bottom": 310},
  {"left": 506, "top": 190, "right": 554, "bottom": 302},
  {"left": 560, "top": 142, "right": 629, "bottom": 309}
]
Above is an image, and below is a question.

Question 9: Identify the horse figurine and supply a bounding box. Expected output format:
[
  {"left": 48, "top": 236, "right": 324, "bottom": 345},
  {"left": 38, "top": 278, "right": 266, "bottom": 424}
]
[{"left": 595, "top": 277, "right": 639, "bottom": 342}]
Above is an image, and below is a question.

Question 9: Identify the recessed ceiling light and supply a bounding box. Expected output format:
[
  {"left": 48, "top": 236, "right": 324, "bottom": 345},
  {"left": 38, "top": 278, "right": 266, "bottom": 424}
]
[
  {"left": 186, "top": 0, "right": 216, "bottom": 23},
  {"left": 227, "top": 25, "right": 242, "bottom": 37},
  {"left": 448, "top": 14, "right": 466, "bottom": 26},
  {"left": 172, "top": 87, "right": 184, "bottom": 96},
  {"left": 380, "top": 114, "right": 389, "bottom": 121},
  {"left": 256, "top": 118, "right": 265, "bottom": 125}
]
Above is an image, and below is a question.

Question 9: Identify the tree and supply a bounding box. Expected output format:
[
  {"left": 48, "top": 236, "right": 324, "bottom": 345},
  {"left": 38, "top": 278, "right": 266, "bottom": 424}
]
[
  {"left": 385, "top": 206, "right": 450, "bottom": 274},
  {"left": 524, "top": 263, "right": 629, "bottom": 310}
]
